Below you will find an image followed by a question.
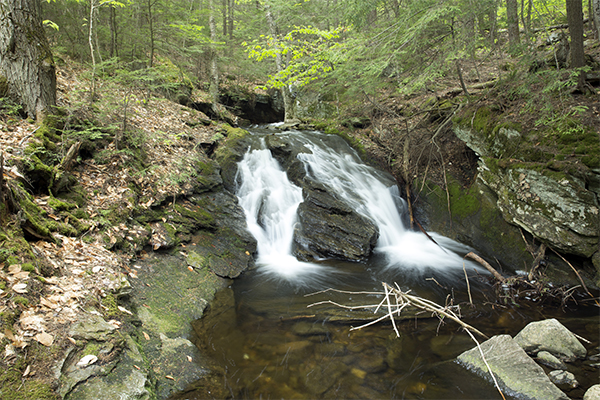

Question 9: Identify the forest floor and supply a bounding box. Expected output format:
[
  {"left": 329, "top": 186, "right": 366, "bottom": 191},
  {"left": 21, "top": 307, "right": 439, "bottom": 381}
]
[{"left": 1, "top": 36, "right": 599, "bottom": 398}]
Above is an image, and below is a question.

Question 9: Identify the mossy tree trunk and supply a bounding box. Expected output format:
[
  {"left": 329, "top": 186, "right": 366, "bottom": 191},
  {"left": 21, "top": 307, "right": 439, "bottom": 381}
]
[{"left": 0, "top": 0, "right": 56, "bottom": 121}]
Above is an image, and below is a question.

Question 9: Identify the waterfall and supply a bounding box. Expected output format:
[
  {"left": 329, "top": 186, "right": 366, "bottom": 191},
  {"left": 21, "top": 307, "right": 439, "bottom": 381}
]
[
  {"left": 236, "top": 130, "right": 477, "bottom": 282},
  {"left": 235, "top": 138, "right": 328, "bottom": 281}
]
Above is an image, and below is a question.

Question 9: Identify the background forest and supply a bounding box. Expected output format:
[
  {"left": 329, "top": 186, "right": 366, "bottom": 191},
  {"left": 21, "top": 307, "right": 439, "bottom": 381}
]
[{"left": 40, "top": 0, "right": 598, "bottom": 109}]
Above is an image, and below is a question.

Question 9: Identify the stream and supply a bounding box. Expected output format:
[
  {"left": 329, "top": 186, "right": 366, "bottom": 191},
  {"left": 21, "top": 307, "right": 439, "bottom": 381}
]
[{"left": 178, "top": 128, "right": 599, "bottom": 399}]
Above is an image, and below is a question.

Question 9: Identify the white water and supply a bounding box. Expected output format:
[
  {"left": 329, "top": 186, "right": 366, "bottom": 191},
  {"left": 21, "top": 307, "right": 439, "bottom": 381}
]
[
  {"left": 236, "top": 131, "right": 477, "bottom": 282},
  {"left": 235, "top": 138, "right": 328, "bottom": 280}
]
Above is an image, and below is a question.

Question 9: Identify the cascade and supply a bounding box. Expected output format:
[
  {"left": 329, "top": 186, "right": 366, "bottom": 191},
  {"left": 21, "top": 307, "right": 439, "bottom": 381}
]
[{"left": 236, "top": 129, "right": 478, "bottom": 282}]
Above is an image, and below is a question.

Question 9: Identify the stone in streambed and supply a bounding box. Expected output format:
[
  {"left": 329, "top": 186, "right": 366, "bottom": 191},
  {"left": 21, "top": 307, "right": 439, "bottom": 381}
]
[
  {"left": 514, "top": 318, "right": 587, "bottom": 362},
  {"left": 456, "top": 334, "right": 568, "bottom": 400}
]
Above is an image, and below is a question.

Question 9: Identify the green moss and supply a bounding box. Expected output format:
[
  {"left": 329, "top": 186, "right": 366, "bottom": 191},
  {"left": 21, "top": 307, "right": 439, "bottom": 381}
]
[
  {"left": 0, "top": 369, "right": 58, "bottom": 400},
  {"left": 13, "top": 296, "right": 29, "bottom": 307},
  {"left": 101, "top": 293, "right": 119, "bottom": 318},
  {"left": 82, "top": 341, "right": 101, "bottom": 357},
  {"left": 21, "top": 263, "right": 35, "bottom": 272},
  {"left": 173, "top": 203, "right": 216, "bottom": 229},
  {"left": 448, "top": 180, "right": 480, "bottom": 218},
  {"left": 47, "top": 196, "right": 76, "bottom": 211}
]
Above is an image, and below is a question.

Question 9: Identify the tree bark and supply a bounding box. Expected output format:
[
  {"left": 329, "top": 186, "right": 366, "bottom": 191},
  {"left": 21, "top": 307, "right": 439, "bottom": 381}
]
[
  {"left": 264, "top": 2, "right": 295, "bottom": 122},
  {"left": 506, "top": 0, "right": 520, "bottom": 49},
  {"left": 566, "top": 0, "right": 586, "bottom": 87},
  {"left": 593, "top": 0, "right": 600, "bottom": 39},
  {"left": 567, "top": 0, "right": 585, "bottom": 69},
  {"left": 208, "top": 0, "right": 219, "bottom": 114},
  {"left": 0, "top": 0, "right": 56, "bottom": 121}
]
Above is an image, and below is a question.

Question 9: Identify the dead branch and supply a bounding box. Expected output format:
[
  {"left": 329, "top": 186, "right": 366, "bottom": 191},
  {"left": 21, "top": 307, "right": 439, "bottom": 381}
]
[
  {"left": 549, "top": 247, "right": 599, "bottom": 307},
  {"left": 464, "top": 252, "right": 505, "bottom": 283},
  {"left": 307, "top": 283, "right": 488, "bottom": 340}
]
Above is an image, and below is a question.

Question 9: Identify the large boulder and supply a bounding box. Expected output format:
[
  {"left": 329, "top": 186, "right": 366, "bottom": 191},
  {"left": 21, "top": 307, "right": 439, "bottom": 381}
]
[
  {"left": 454, "top": 124, "right": 599, "bottom": 260},
  {"left": 293, "top": 181, "right": 379, "bottom": 262},
  {"left": 457, "top": 334, "right": 569, "bottom": 400},
  {"left": 514, "top": 318, "right": 587, "bottom": 362}
]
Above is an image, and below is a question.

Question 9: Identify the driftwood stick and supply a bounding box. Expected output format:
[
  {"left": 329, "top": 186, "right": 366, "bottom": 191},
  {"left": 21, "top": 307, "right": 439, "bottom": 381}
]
[{"left": 465, "top": 252, "right": 505, "bottom": 283}]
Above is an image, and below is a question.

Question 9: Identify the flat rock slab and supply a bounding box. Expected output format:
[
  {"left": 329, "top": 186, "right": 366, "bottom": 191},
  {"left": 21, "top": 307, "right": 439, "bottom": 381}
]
[
  {"left": 457, "top": 334, "right": 568, "bottom": 400},
  {"left": 514, "top": 318, "right": 587, "bottom": 361}
]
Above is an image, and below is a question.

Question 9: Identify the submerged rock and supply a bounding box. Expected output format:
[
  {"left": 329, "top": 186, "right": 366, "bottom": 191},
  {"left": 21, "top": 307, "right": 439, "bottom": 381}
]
[
  {"left": 457, "top": 334, "right": 568, "bottom": 400},
  {"left": 514, "top": 318, "right": 587, "bottom": 362},
  {"left": 548, "top": 370, "right": 579, "bottom": 389}
]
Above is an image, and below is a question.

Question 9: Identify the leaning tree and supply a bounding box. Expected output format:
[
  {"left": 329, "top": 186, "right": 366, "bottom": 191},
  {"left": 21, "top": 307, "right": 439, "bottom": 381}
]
[{"left": 0, "top": 0, "right": 56, "bottom": 121}]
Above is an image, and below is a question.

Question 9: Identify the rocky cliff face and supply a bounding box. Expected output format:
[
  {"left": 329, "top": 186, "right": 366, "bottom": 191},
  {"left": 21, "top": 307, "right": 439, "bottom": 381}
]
[{"left": 454, "top": 125, "right": 599, "bottom": 281}]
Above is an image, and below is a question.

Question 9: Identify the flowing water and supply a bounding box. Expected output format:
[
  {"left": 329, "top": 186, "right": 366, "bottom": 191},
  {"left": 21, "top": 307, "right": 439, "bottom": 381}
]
[{"left": 180, "top": 128, "right": 599, "bottom": 399}]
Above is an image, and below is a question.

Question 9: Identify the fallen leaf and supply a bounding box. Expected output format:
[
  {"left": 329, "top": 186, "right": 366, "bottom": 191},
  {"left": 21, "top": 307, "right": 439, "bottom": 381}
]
[
  {"left": 23, "top": 365, "right": 31, "bottom": 377},
  {"left": 40, "top": 297, "right": 58, "bottom": 309},
  {"left": 245, "top": 251, "right": 250, "bottom": 256},
  {"left": 187, "top": 266, "right": 194, "bottom": 272},
  {"left": 34, "top": 332, "right": 54, "bottom": 347},
  {"left": 165, "top": 375, "right": 175, "bottom": 381},
  {"left": 12, "top": 283, "right": 28, "bottom": 294},
  {"left": 67, "top": 337, "right": 77, "bottom": 345},
  {"left": 143, "top": 332, "right": 150, "bottom": 341},
  {"left": 77, "top": 354, "right": 98, "bottom": 367},
  {"left": 187, "top": 355, "right": 192, "bottom": 362},
  {"left": 8, "top": 265, "right": 22, "bottom": 274},
  {"left": 133, "top": 364, "right": 141, "bottom": 370}
]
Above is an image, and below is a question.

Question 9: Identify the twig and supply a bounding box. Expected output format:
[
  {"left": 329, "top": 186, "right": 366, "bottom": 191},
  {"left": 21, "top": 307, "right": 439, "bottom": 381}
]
[
  {"left": 464, "top": 252, "right": 505, "bottom": 283},
  {"left": 549, "top": 247, "right": 599, "bottom": 307},
  {"left": 384, "top": 283, "right": 401, "bottom": 337},
  {"left": 463, "top": 260, "right": 474, "bottom": 306}
]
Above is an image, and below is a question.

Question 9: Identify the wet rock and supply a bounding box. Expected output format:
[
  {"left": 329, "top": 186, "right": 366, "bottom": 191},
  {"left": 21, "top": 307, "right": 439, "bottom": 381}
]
[
  {"left": 584, "top": 384, "right": 600, "bottom": 400},
  {"left": 457, "top": 334, "right": 568, "bottom": 400},
  {"left": 548, "top": 370, "right": 579, "bottom": 389},
  {"left": 291, "top": 321, "right": 330, "bottom": 336},
  {"left": 537, "top": 350, "right": 567, "bottom": 370},
  {"left": 514, "top": 318, "right": 587, "bottom": 362},
  {"left": 294, "top": 182, "right": 378, "bottom": 262}
]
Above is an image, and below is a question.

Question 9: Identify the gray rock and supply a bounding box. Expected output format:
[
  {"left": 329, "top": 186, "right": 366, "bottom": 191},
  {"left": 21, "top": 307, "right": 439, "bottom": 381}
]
[
  {"left": 514, "top": 318, "right": 587, "bottom": 361},
  {"left": 584, "top": 384, "right": 600, "bottom": 400},
  {"left": 456, "top": 334, "right": 568, "bottom": 400},
  {"left": 548, "top": 370, "right": 578, "bottom": 389},
  {"left": 65, "top": 335, "right": 150, "bottom": 400},
  {"left": 294, "top": 183, "right": 378, "bottom": 262},
  {"left": 537, "top": 350, "right": 567, "bottom": 370},
  {"left": 479, "top": 165, "right": 599, "bottom": 258},
  {"left": 69, "top": 314, "right": 116, "bottom": 341}
]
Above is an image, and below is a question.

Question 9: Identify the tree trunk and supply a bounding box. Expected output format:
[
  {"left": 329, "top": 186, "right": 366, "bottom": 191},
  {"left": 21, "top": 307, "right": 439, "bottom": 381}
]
[
  {"left": 567, "top": 0, "right": 585, "bottom": 68},
  {"left": 593, "top": 0, "right": 600, "bottom": 39},
  {"left": 566, "top": 0, "right": 586, "bottom": 87},
  {"left": 506, "top": 0, "right": 520, "bottom": 49},
  {"left": 0, "top": 0, "right": 56, "bottom": 121},
  {"left": 147, "top": 0, "right": 155, "bottom": 67},
  {"left": 265, "top": 3, "right": 295, "bottom": 122},
  {"left": 109, "top": 5, "right": 118, "bottom": 58},
  {"left": 208, "top": 0, "right": 219, "bottom": 114},
  {"left": 228, "top": 0, "right": 234, "bottom": 40}
]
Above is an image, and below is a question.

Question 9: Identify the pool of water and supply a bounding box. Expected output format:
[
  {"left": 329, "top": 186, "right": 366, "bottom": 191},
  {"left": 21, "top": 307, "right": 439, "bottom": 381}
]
[{"left": 178, "top": 261, "right": 599, "bottom": 400}]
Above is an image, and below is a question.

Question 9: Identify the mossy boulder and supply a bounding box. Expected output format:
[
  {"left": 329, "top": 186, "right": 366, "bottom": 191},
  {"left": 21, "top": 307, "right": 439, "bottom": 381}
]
[
  {"left": 213, "top": 125, "right": 253, "bottom": 191},
  {"left": 453, "top": 118, "right": 600, "bottom": 263},
  {"left": 415, "top": 177, "right": 532, "bottom": 272}
]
